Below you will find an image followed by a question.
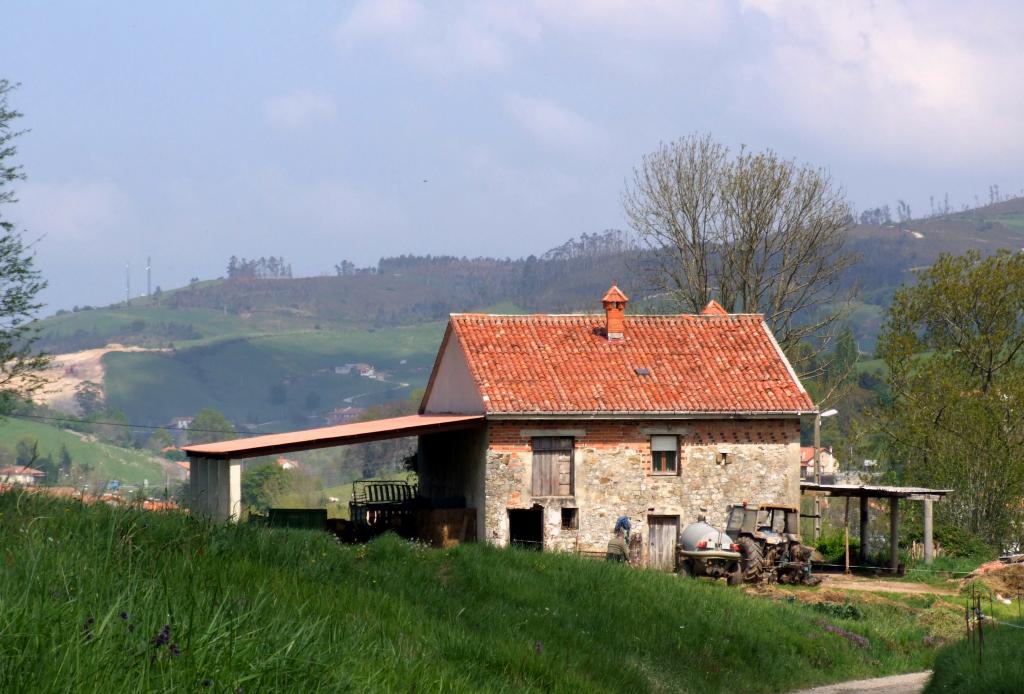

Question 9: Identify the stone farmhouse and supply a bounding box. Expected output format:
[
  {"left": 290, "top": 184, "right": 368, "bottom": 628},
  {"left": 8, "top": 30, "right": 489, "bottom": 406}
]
[
  {"left": 185, "top": 286, "right": 815, "bottom": 569},
  {"left": 416, "top": 286, "right": 814, "bottom": 568}
]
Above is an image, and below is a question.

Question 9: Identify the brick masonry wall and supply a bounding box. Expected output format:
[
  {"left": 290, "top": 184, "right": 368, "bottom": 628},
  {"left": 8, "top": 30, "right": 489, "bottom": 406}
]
[{"left": 484, "top": 419, "right": 801, "bottom": 563}]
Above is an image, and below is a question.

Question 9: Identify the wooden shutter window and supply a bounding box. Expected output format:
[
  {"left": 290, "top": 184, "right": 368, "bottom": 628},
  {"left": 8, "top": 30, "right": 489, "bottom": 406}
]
[{"left": 532, "top": 437, "right": 574, "bottom": 496}]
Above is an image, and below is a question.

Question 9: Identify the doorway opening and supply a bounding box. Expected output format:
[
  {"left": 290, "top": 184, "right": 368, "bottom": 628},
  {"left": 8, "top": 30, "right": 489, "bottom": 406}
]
[{"left": 508, "top": 505, "right": 544, "bottom": 550}]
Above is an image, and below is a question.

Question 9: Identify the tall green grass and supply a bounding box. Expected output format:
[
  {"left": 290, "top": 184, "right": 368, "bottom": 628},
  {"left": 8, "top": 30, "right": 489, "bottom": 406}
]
[
  {"left": 925, "top": 623, "right": 1024, "bottom": 692},
  {"left": 0, "top": 491, "right": 943, "bottom": 692}
]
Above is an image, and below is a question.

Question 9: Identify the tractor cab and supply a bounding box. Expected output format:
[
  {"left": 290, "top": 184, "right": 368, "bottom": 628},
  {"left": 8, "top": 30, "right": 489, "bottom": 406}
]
[{"left": 725, "top": 503, "right": 801, "bottom": 545}]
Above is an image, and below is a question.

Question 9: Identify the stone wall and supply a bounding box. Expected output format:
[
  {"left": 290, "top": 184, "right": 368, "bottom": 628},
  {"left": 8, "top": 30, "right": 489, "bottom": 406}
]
[{"left": 483, "top": 419, "right": 801, "bottom": 564}]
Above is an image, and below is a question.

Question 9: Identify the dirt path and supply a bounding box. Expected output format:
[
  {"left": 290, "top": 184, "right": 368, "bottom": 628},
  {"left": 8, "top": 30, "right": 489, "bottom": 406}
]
[
  {"left": 819, "top": 575, "right": 958, "bottom": 596},
  {"left": 790, "top": 671, "right": 931, "bottom": 693}
]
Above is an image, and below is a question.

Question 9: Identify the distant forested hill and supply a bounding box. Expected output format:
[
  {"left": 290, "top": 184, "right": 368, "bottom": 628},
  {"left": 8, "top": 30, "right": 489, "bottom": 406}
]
[
  {"left": 39, "top": 199, "right": 1024, "bottom": 355},
  {"left": 27, "top": 201, "right": 1024, "bottom": 430}
]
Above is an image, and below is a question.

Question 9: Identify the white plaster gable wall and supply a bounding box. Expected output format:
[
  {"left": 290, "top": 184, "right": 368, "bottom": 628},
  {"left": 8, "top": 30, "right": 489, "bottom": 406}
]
[{"left": 422, "top": 331, "right": 485, "bottom": 415}]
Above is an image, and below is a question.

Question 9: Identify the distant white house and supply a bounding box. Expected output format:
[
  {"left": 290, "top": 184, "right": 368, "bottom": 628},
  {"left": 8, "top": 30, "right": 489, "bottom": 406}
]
[
  {"left": 325, "top": 406, "right": 364, "bottom": 425},
  {"left": 334, "top": 363, "right": 375, "bottom": 377},
  {"left": 169, "top": 416, "right": 194, "bottom": 430},
  {"left": 275, "top": 457, "right": 300, "bottom": 471},
  {"left": 800, "top": 447, "right": 838, "bottom": 482},
  {"left": 0, "top": 465, "right": 46, "bottom": 486}
]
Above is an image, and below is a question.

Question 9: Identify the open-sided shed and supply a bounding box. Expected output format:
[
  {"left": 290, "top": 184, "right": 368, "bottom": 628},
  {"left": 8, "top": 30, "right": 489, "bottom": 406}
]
[
  {"left": 800, "top": 482, "right": 952, "bottom": 570},
  {"left": 182, "top": 414, "right": 484, "bottom": 521}
]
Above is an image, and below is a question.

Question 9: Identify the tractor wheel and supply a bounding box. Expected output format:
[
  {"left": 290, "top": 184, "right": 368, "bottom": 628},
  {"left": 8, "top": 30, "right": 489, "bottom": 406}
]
[
  {"left": 679, "top": 558, "right": 695, "bottom": 578},
  {"left": 726, "top": 562, "right": 744, "bottom": 586},
  {"left": 738, "top": 537, "right": 764, "bottom": 582}
]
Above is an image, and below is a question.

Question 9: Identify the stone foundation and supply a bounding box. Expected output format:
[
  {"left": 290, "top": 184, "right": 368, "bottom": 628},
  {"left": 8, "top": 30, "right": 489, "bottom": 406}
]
[{"left": 483, "top": 419, "right": 800, "bottom": 564}]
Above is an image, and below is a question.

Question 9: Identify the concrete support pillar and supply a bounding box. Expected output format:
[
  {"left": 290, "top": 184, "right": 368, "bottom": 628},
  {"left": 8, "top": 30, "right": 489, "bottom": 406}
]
[
  {"left": 187, "top": 457, "right": 242, "bottom": 522},
  {"left": 859, "top": 496, "right": 869, "bottom": 565},
  {"left": 923, "top": 498, "right": 934, "bottom": 566},
  {"left": 889, "top": 497, "right": 900, "bottom": 573}
]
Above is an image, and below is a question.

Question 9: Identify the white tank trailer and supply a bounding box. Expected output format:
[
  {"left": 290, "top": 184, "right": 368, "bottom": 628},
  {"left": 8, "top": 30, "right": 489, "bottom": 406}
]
[{"left": 677, "top": 513, "right": 743, "bottom": 585}]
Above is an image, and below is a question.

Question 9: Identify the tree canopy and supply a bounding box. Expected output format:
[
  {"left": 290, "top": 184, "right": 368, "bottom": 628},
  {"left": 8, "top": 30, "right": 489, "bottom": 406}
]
[
  {"left": 0, "top": 79, "right": 49, "bottom": 409},
  {"left": 876, "top": 250, "right": 1024, "bottom": 547},
  {"left": 188, "top": 408, "right": 237, "bottom": 446},
  {"left": 623, "top": 133, "right": 858, "bottom": 373}
]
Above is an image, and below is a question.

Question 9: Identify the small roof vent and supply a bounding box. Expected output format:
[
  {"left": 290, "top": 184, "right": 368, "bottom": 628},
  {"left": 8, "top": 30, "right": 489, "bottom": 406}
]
[{"left": 634, "top": 367, "right": 650, "bottom": 376}]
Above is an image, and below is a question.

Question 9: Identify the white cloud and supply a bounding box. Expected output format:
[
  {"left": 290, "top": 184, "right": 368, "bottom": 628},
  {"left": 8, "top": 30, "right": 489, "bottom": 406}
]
[
  {"left": 334, "top": 0, "right": 727, "bottom": 75},
  {"left": 504, "top": 94, "right": 606, "bottom": 153},
  {"left": 336, "top": 0, "right": 512, "bottom": 75},
  {"left": 263, "top": 90, "right": 337, "bottom": 130},
  {"left": 740, "top": 1, "right": 1024, "bottom": 165},
  {"left": 14, "top": 180, "right": 133, "bottom": 242}
]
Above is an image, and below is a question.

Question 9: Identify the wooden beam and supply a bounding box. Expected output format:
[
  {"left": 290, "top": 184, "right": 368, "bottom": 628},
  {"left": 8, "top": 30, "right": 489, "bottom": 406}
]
[
  {"left": 859, "top": 496, "right": 869, "bottom": 565},
  {"left": 923, "top": 498, "right": 934, "bottom": 565},
  {"left": 890, "top": 497, "right": 900, "bottom": 573},
  {"left": 844, "top": 497, "right": 851, "bottom": 574}
]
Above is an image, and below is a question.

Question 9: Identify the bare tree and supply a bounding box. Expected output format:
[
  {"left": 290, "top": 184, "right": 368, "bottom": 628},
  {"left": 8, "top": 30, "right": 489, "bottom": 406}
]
[{"left": 623, "top": 134, "right": 858, "bottom": 372}]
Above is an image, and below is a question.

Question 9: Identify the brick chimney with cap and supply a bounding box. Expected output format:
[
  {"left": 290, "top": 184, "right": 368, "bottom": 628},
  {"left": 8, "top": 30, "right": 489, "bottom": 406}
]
[{"left": 602, "top": 285, "right": 629, "bottom": 340}]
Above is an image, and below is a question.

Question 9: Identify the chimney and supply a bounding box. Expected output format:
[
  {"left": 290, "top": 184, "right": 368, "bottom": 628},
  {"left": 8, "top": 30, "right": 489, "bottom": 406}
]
[
  {"left": 701, "top": 299, "right": 728, "bottom": 316},
  {"left": 602, "top": 285, "right": 629, "bottom": 340}
]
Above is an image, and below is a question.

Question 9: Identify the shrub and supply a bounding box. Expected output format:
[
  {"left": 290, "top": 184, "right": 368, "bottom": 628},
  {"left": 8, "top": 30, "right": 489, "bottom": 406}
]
[{"left": 817, "top": 529, "right": 861, "bottom": 564}]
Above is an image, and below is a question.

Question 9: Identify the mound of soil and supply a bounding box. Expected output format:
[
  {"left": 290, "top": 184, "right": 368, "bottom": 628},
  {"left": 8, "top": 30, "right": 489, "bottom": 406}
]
[{"left": 966, "top": 563, "right": 1024, "bottom": 596}]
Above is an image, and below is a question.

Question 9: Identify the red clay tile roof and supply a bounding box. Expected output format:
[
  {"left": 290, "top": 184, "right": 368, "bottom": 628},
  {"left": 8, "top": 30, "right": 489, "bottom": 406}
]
[
  {"left": 0, "top": 465, "right": 46, "bottom": 476},
  {"left": 447, "top": 313, "right": 813, "bottom": 415}
]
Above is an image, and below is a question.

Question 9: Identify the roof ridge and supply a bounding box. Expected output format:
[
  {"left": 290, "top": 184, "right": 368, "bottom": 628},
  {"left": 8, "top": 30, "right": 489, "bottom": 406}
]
[{"left": 449, "top": 312, "right": 766, "bottom": 319}]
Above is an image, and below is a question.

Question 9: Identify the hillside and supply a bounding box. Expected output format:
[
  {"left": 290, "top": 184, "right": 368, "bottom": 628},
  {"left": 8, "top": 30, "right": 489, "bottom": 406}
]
[
  {"left": 0, "top": 418, "right": 180, "bottom": 486},
  {"left": 26, "top": 202, "right": 1024, "bottom": 432},
  {"left": 102, "top": 324, "right": 443, "bottom": 427},
  {"left": 0, "top": 491, "right": 953, "bottom": 692}
]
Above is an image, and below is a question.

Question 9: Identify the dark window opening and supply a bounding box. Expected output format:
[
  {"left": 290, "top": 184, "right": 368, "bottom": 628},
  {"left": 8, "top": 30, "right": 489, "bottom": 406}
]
[
  {"left": 561, "top": 507, "right": 579, "bottom": 530},
  {"left": 532, "top": 437, "right": 575, "bottom": 496}
]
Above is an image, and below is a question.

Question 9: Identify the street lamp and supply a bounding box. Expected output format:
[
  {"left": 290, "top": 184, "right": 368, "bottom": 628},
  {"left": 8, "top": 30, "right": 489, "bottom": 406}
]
[{"left": 813, "top": 408, "right": 838, "bottom": 541}]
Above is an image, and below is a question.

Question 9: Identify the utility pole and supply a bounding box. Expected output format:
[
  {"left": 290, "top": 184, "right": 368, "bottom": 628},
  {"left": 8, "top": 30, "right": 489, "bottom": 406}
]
[
  {"left": 146, "top": 256, "right": 152, "bottom": 297},
  {"left": 813, "top": 408, "right": 838, "bottom": 541},
  {"left": 813, "top": 413, "right": 821, "bottom": 541}
]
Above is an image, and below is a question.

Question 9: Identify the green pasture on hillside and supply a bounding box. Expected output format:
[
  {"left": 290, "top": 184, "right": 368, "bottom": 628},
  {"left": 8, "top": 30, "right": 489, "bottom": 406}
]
[
  {"left": 0, "top": 418, "right": 169, "bottom": 486},
  {"left": 38, "top": 303, "right": 259, "bottom": 347},
  {"left": 102, "top": 324, "right": 445, "bottom": 426},
  {"left": 0, "top": 491, "right": 963, "bottom": 693}
]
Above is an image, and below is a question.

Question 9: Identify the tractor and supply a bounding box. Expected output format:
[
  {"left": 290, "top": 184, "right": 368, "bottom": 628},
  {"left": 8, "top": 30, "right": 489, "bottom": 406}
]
[{"left": 725, "top": 502, "right": 820, "bottom": 585}]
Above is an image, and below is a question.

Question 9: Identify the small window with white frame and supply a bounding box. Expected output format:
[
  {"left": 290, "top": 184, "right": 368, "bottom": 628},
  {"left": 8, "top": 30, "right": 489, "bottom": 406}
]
[{"left": 651, "top": 435, "right": 679, "bottom": 475}]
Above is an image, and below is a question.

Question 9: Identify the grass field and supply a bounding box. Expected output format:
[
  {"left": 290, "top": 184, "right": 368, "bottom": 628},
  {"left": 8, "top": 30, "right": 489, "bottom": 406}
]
[
  {"left": 0, "top": 491, "right": 963, "bottom": 693},
  {"left": 0, "top": 418, "right": 170, "bottom": 486}
]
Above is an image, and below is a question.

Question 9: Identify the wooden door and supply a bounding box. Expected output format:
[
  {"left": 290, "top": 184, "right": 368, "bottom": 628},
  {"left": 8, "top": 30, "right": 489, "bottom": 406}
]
[{"left": 648, "top": 516, "right": 679, "bottom": 571}]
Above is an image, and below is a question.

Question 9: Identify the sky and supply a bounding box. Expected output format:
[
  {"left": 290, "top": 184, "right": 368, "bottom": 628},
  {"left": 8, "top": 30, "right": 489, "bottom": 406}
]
[{"left": 2, "top": 1, "right": 1023, "bottom": 313}]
